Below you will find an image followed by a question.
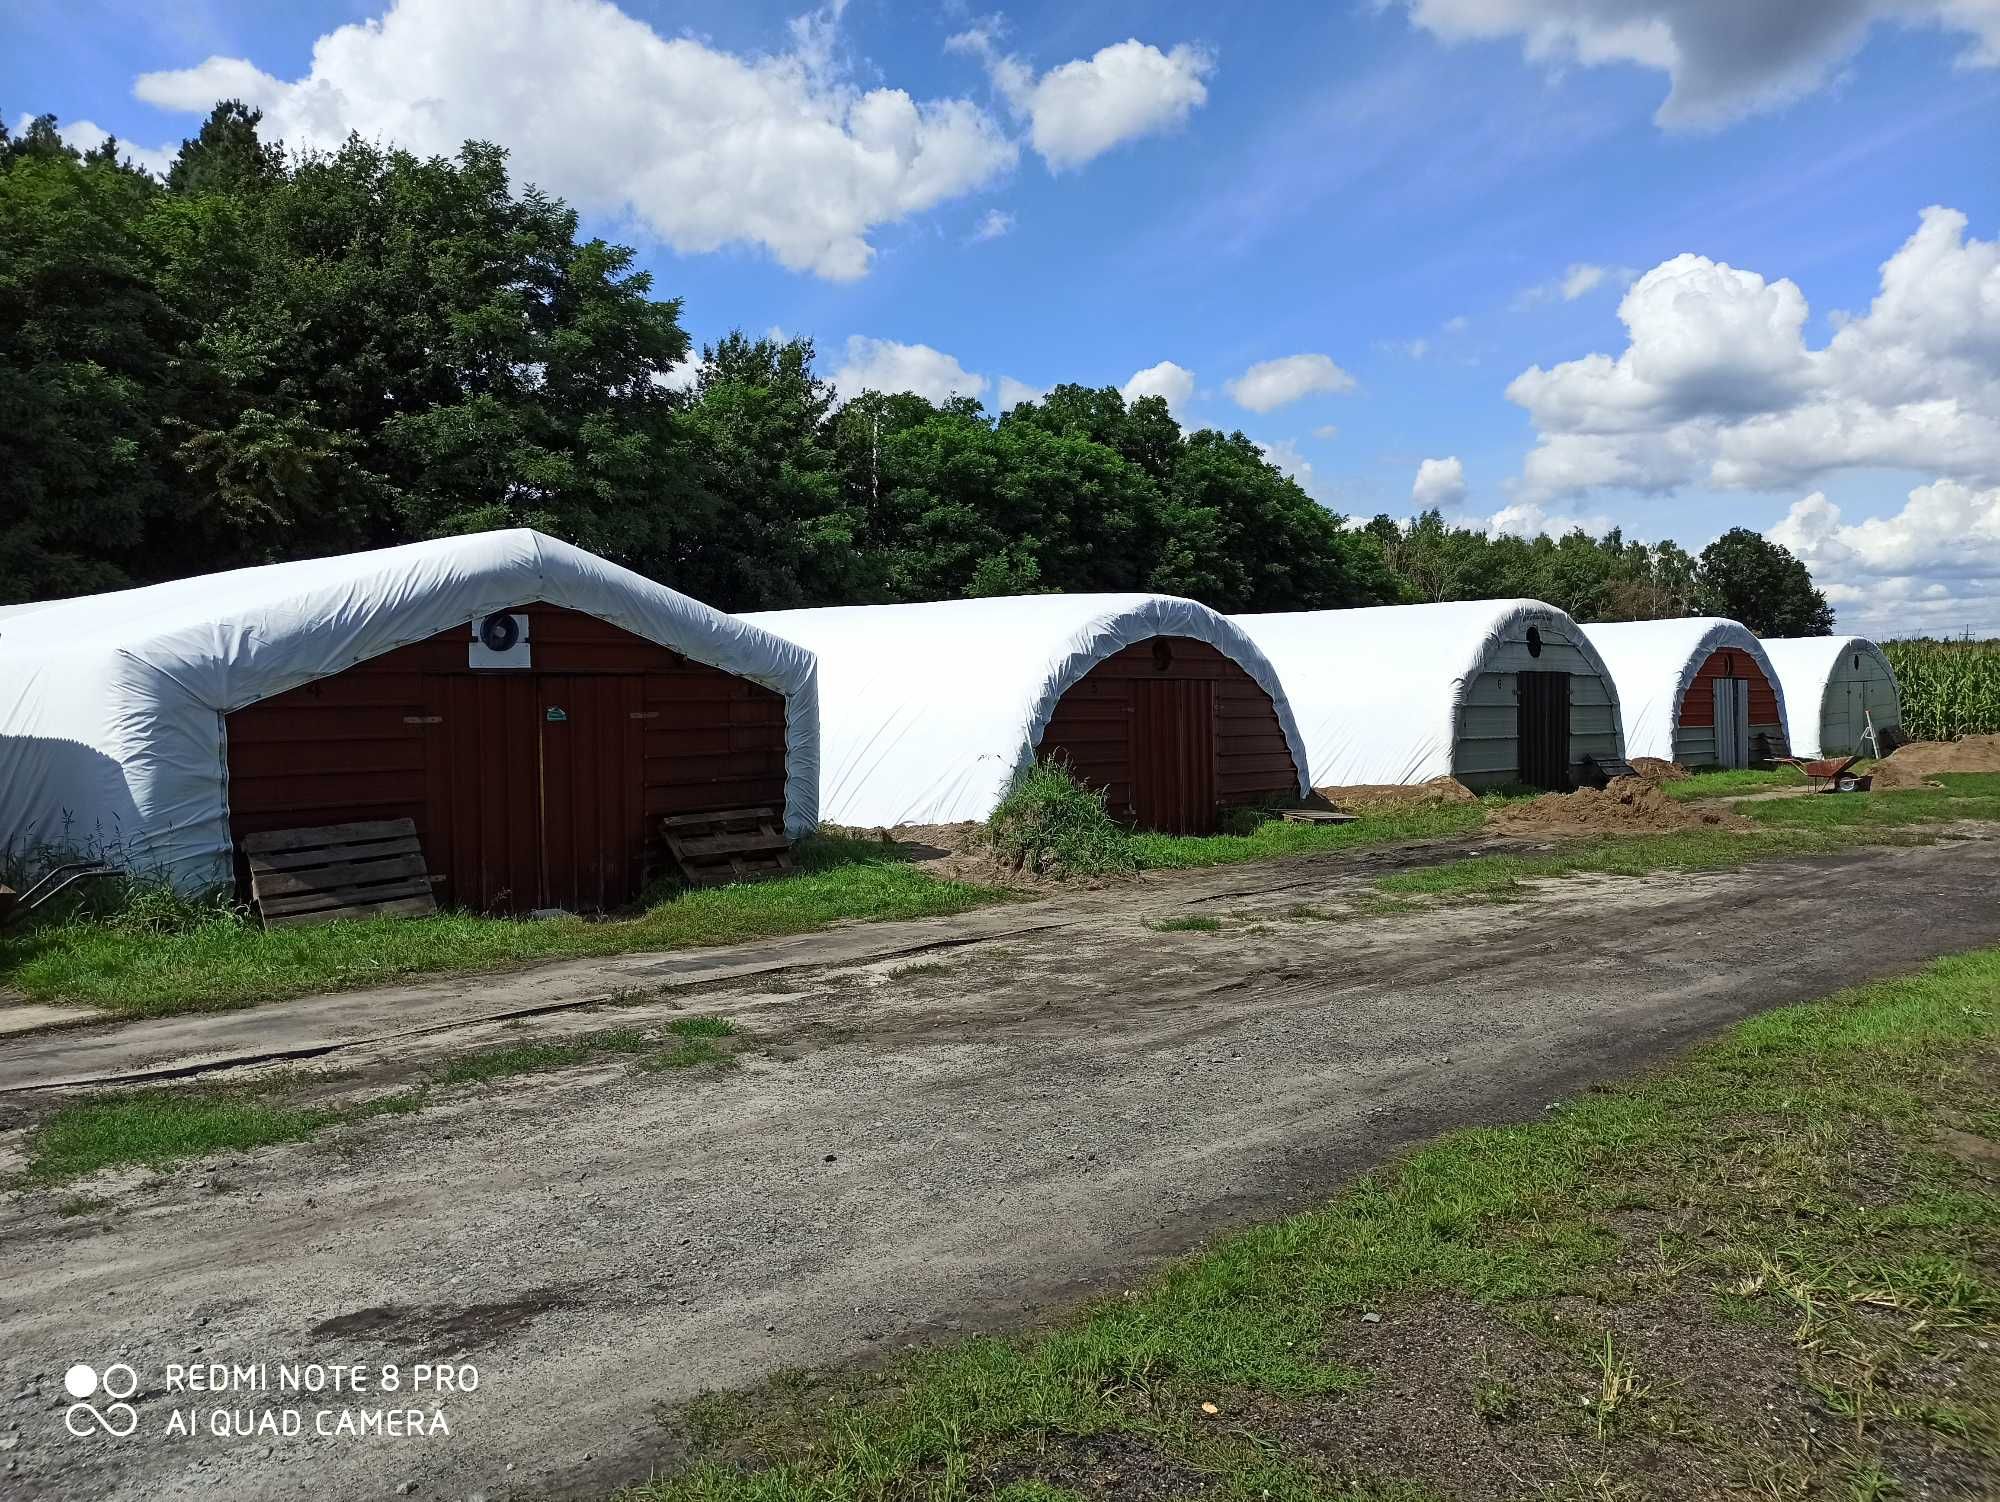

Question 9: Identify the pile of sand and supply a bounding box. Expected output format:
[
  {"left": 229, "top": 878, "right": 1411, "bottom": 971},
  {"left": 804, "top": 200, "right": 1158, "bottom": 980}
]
[
  {"left": 823, "top": 821, "right": 1084, "bottom": 888},
  {"left": 1629, "top": 756, "right": 1690, "bottom": 783},
  {"left": 1871, "top": 734, "right": 2000, "bottom": 790},
  {"left": 1316, "top": 776, "right": 1477, "bottom": 811},
  {"left": 1489, "top": 777, "right": 1748, "bottom": 837}
]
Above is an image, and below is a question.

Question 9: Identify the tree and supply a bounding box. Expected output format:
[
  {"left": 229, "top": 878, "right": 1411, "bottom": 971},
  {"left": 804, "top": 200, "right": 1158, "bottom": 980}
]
[
  {"left": 165, "top": 101, "right": 284, "bottom": 196},
  {"left": 1695, "top": 528, "right": 1834, "bottom": 635},
  {"left": 0, "top": 120, "right": 179, "bottom": 601}
]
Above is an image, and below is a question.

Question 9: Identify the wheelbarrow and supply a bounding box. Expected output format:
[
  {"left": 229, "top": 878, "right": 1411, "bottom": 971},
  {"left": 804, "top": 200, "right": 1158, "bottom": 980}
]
[
  {"left": 0, "top": 861, "right": 121, "bottom": 930},
  {"left": 1774, "top": 755, "right": 1866, "bottom": 793}
]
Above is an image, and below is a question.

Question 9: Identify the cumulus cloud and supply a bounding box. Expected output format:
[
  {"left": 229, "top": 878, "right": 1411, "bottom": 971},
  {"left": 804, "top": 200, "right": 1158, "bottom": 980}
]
[
  {"left": 969, "top": 208, "right": 1015, "bottom": 242},
  {"left": 1507, "top": 206, "right": 2000, "bottom": 500},
  {"left": 1770, "top": 482, "right": 2000, "bottom": 632},
  {"left": 1515, "top": 261, "right": 1632, "bottom": 308},
  {"left": 832, "top": 337, "right": 988, "bottom": 403},
  {"left": 131, "top": 0, "right": 1017, "bottom": 281},
  {"left": 949, "top": 25, "right": 1213, "bottom": 170},
  {"left": 1412, "top": 456, "right": 1468, "bottom": 509},
  {"left": 1391, "top": 0, "right": 2000, "bottom": 129},
  {"left": 22, "top": 114, "right": 177, "bottom": 176},
  {"left": 1225, "top": 353, "right": 1357, "bottom": 413},
  {"left": 1484, "top": 500, "right": 1622, "bottom": 539},
  {"left": 1121, "top": 360, "right": 1197, "bottom": 416},
  {"left": 1258, "top": 439, "right": 1317, "bottom": 492},
  {"left": 997, "top": 375, "right": 1045, "bottom": 410}
]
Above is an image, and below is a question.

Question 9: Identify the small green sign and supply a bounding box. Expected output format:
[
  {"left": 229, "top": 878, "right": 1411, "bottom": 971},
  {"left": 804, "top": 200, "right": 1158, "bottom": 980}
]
[{"left": 546, "top": 706, "right": 567, "bottom": 722}]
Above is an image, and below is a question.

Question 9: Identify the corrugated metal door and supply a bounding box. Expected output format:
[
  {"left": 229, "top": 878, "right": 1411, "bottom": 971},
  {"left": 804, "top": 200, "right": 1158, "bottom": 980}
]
[
  {"left": 536, "top": 675, "right": 646, "bottom": 912},
  {"left": 1131, "top": 678, "right": 1217, "bottom": 834},
  {"left": 1712, "top": 678, "right": 1749, "bottom": 767},
  {"left": 1517, "top": 671, "right": 1571, "bottom": 790}
]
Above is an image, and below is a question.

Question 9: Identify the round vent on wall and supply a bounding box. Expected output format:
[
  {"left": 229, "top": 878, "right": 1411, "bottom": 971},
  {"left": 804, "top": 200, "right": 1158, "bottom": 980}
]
[
  {"left": 1526, "top": 626, "right": 1543, "bottom": 658},
  {"left": 479, "top": 613, "right": 522, "bottom": 653}
]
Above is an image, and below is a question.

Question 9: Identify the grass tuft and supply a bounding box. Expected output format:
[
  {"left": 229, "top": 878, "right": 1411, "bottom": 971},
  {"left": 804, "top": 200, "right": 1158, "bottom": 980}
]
[{"left": 987, "top": 760, "right": 1138, "bottom": 877}]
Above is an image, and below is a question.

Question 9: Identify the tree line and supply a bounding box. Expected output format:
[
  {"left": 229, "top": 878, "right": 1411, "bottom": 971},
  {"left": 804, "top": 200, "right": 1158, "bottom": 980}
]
[{"left": 0, "top": 105, "right": 1834, "bottom": 635}]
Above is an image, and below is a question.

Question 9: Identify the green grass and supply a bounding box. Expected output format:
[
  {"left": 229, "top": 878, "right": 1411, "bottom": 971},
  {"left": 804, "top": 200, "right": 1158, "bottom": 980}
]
[
  {"left": 619, "top": 948, "right": 2000, "bottom": 1502},
  {"left": 1376, "top": 775, "right": 2000, "bottom": 901},
  {"left": 1148, "top": 915, "right": 1223, "bottom": 933},
  {"left": 26, "top": 1092, "right": 333, "bottom": 1182},
  {"left": 1128, "top": 801, "right": 1486, "bottom": 869},
  {"left": 987, "top": 761, "right": 1137, "bottom": 877},
  {"left": 1658, "top": 766, "right": 1805, "bottom": 801},
  {"left": 0, "top": 837, "right": 1005, "bottom": 1017},
  {"left": 25, "top": 1016, "right": 747, "bottom": 1182}
]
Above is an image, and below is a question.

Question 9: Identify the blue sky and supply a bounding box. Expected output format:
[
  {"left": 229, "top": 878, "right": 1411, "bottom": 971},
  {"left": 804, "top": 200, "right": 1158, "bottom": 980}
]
[{"left": 7, "top": 0, "right": 2000, "bottom": 632}]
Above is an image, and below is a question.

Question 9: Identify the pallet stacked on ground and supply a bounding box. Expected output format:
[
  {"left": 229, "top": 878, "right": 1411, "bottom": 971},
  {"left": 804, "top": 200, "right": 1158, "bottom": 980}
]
[
  {"left": 1761, "top": 636, "right": 1904, "bottom": 758},
  {"left": 243, "top": 818, "right": 438, "bottom": 926},
  {"left": 1232, "top": 599, "right": 1625, "bottom": 792},
  {"left": 0, "top": 530, "right": 820, "bottom": 913},
  {"left": 743, "top": 595, "right": 1308, "bottom": 835},
  {"left": 1582, "top": 618, "right": 1788, "bottom": 769},
  {"left": 661, "top": 807, "right": 795, "bottom": 887}
]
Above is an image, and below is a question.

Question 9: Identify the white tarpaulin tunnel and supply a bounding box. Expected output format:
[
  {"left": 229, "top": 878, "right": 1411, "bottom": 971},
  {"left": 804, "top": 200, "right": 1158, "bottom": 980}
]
[
  {"left": 1582, "top": 618, "right": 1788, "bottom": 768},
  {"left": 741, "top": 594, "right": 1310, "bottom": 833},
  {"left": 0, "top": 530, "right": 819, "bottom": 910},
  {"left": 1232, "top": 599, "right": 1624, "bottom": 790},
  {"left": 1760, "top": 636, "right": 1903, "bottom": 758}
]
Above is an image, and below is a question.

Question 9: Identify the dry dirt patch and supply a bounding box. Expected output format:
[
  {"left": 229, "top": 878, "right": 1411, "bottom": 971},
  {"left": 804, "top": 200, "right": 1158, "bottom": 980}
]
[
  {"left": 1315, "top": 775, "right": 1477, "bottom": 810},
  {"left": 1489, "top": 778, "right": 1749, "bottom": 837},
  {"left": 1873, "top": 733, "right": 2000, "bottom": 789}
]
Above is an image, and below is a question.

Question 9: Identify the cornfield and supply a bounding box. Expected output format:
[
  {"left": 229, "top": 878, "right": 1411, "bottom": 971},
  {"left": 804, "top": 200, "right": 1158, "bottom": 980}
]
[{"left": 1881, "top": 638, "right": 2000, "bottom": 740}]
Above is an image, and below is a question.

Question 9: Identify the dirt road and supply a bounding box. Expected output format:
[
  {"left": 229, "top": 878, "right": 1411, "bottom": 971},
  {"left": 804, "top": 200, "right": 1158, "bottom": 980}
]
[{"left": 4, "top": 838, "right": 1998, "bottom": 1501}]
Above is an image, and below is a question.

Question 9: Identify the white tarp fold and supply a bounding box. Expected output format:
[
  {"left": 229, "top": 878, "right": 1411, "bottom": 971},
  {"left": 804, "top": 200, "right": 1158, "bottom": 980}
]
[
  {"left": 1582, "top": 618, "right": 1785, "bottom": 763},
  {"left": 0, "top": 529, "right": 819, "bottom": 887},
  {"left": 1233, "top": 598, "right": 1623, "bottom": 786},
  {"left": 742, "top": 593, "right": 1310, "bottom": 827}
]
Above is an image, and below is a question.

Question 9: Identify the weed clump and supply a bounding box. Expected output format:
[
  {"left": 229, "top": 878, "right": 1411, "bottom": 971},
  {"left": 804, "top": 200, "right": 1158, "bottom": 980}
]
[{"left": 985, "top": 760, "right": 1136, "bottom": 878}]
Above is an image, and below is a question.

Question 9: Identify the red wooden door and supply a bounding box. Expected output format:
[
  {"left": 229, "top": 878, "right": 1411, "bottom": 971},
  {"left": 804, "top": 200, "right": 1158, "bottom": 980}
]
[
  {"left": 1131, "top": 678, "right": 1217, "bottom": 834},
  {"left": 536, "top": 674, "right": 646, "bottom": 912},
  {"left": 424, "top": 673, "right": 539, "bottom": 912}
]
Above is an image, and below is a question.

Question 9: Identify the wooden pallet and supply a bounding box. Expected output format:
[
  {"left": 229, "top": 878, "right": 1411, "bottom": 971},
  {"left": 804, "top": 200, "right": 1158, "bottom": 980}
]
[
  {"left": 243, "top": 818, "right": 438, "bottom": 927},
  {"left": 1583, "top": 754, "right": 1639, "bottom": 786},
  {"left": 662, "top": 807, "right": 795, "bottom": 888}
]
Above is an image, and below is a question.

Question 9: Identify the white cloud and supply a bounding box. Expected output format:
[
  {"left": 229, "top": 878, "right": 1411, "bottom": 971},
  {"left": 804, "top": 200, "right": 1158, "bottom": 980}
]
[
  {"left": 1412, "top": 456, "right": 1468, "bottom": 509},
  {"left": 1770, "top": 481, "right": 2000, "bottom": 633},
  {"left": 969, "top": 208, "right": 1015, "bottom": 242},
  {"left": 653, "top": 357, "right": 704, "bottom": 393},
  {"left": 1484, "top": 500, "right": 1621, "bottom": 539},
  {"left": 1443, "top": 315, "right": 1470, "bottom": 334},
  {"left": 1516, "top": 261, "right": 1632, "bottom": 308},
  {"left": 1225, "top": 353, "right": 1357, "bottom": 412},
  {"left": 997, "top": 375, "right": 1044, "bottom": 410},
  {"left": 1392, "top": 0, "right": 2000, "bottom": 129},
  {"left": 949, "top": 27, "right": 1213, "bottom": 170},
  {"left": 1258, "top": 438, "right": 1316, "bottom": 491},
  {"left": 831, "top": 336, "right": 988, "bottom": 404},
  {"left": 1121, "top": 360, "right": 1196, "bottom": 416},
  {"left": 1507, "top": 206, "right": 2000, "bottom": 500},
  {"left": 1312, "top": 423, "right": 1341, "bottom": 440},
  {"left": 132, "top": 0, "right": 1017, "bottom": 281},
  {"left": 20, "top": 113, "right": 176, "bottom": 176}
]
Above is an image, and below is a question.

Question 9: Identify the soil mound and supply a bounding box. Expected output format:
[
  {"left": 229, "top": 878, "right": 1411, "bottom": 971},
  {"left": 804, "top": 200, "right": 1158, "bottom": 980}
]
[
  {"left": 1489, "top": 777, "right": 1748, "bottom": 837},
  {"left": 823, "top": 822, "right": 1103, "bottom": 889},
  {"left": 1872, "top": 734, "right": 2000, "bottom": 790},
  {"left": 1629, "top": 756, "right": 1690, "bottom": 783},
  {"left": 1317, "top": 776, "right": 1477, "bottom": 810}
]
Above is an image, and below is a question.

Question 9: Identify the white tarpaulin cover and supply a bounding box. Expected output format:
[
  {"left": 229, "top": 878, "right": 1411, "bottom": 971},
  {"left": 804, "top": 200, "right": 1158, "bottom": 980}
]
[
  {"left": 1233, "top": 598, "right": 1624, "bottom": 786},
  {"left": 0, "top": 529, "right": 820, "bottom": 887},
  {"left": 741, "top": 593, "right": 1310, "bottom": 827},
  {"left": 1581, "top": 618, "right": 1786, "bottom": 762},
  {"left": 1760, "top": 635, "right": 1899, "bottom": 757}
]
